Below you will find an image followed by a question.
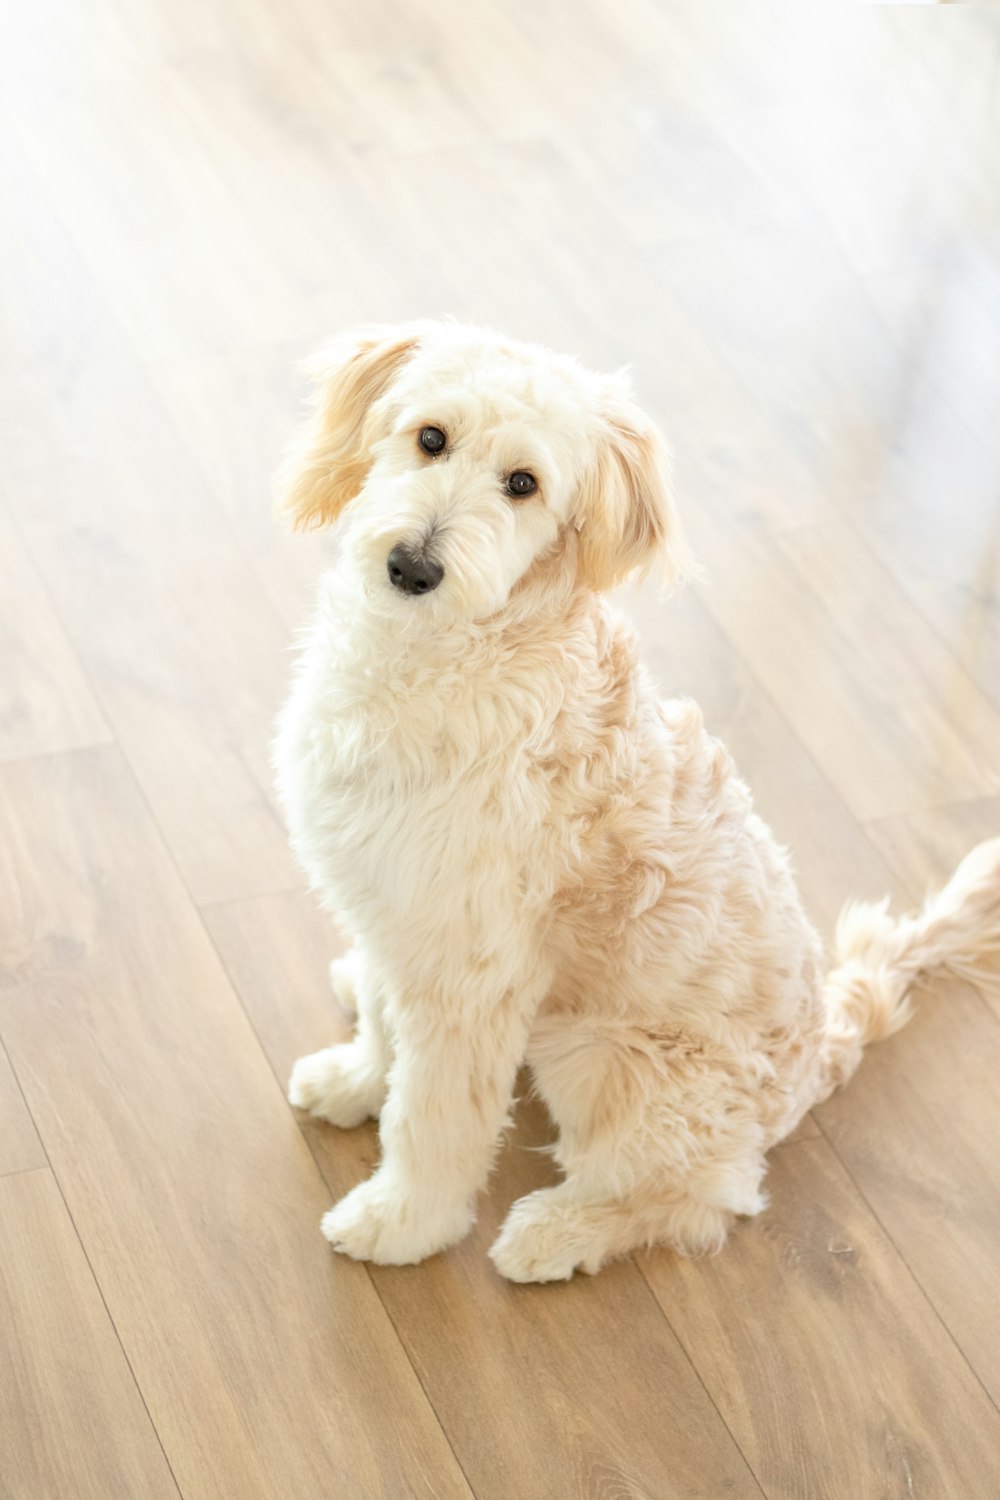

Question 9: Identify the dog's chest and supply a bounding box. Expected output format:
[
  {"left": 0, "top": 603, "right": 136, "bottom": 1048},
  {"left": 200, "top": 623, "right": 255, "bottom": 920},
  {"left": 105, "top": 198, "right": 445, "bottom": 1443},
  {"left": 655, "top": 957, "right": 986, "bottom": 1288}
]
[{"left": 275, "top": 631, "right": 552, "bottom": 918}]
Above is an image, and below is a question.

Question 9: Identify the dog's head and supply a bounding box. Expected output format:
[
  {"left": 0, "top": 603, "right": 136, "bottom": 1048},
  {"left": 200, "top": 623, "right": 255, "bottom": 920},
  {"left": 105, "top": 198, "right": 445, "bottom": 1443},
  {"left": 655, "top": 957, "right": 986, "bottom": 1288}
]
[{"left": 275, "top": 321, "right": 693, "bottom": 623}]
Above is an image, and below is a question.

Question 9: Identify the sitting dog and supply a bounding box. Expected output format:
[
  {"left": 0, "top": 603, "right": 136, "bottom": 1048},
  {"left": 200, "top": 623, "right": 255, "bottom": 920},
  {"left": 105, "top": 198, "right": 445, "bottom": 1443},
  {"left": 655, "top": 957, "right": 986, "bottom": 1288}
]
[{"left": 273, "top": 320, "right": 1000, "bottom": 1282}]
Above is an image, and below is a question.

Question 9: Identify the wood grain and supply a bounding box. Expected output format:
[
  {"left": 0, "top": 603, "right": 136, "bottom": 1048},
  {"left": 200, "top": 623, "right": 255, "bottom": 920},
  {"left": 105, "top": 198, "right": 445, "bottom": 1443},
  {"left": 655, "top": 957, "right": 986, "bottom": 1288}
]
[
  {"left": 0, "top": 503, "right": 110, "bottom": 763},
  {"left": 642, "top": 1137, "right": 1000, "bottom": 1500},
  {"left": 864, "top": 255, "right": 1000, "bottom": 461},
  {"left": 145, "top": 344, "right": 338, "bottom": 634},
  {"left": 0, "top": 1039, "right": 45, "bottom": 1177},
  {"left": 816, "top": 976, "right": 1000, "bottom": 1407},
  {"left": 0, "top": 125, "right": 300, "bottom": 907},
  {"left": 685, "top": 512, "right": 1000, "bottom": 822},
  {"left": 854, "top": 392, "right": 1000, "bottom": 712},
  {"left": 0, "top": 748, "right": 473, "bottom": 1500},
  {"left": 0, "top": 1168, "right": 180, "bottom": 1500},
  {"left": 866, "top": 796, "right": 1000, "bottom": 917}
]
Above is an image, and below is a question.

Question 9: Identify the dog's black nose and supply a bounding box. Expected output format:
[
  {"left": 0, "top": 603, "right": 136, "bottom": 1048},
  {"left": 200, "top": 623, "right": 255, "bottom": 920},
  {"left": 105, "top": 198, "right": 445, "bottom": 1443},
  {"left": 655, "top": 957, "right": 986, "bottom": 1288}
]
[{"left": 387, "top": 544, "right": 444, "bottom": 596}]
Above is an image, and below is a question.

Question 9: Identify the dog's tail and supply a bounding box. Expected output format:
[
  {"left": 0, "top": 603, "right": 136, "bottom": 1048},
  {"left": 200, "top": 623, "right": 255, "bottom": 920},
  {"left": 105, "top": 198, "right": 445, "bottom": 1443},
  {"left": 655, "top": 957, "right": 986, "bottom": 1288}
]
[{"left": 823, "top": 837, "right": 1000, "bottom": 1066}]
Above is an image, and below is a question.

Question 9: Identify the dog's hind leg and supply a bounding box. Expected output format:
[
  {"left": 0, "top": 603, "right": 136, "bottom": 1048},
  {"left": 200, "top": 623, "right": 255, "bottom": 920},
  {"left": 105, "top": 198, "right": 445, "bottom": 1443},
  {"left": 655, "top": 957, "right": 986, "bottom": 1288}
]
[
  {"left": 490, "top": 1016, "right": 768, "bottom": 1281},
  {"left": 489, "top": 1150, "right": 767, "bottom": 1282},
  {"left": 489, "top": 1173, "right": 750, "bottom": 1283},
  {"left": 288, "top": 949, "right": 390, "bottom": 1126}
]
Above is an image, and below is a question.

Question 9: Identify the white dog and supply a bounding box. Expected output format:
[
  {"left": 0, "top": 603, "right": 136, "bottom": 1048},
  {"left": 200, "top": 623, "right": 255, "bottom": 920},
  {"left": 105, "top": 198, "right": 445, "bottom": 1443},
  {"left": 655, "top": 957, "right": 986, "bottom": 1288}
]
[{"left": 273, "top": 320, "right": 1000, "bottom": 1282}]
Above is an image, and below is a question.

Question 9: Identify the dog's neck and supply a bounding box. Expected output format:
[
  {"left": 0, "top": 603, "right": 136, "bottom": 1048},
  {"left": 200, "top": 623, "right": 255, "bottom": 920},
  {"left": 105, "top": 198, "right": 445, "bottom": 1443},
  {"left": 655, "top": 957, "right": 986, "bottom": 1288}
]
[
  {"left": 300, "top": 543, "right": 638, "bottom": 785},
  {"left": 308, "top": 544, "right": 621, "bottom": 774}
]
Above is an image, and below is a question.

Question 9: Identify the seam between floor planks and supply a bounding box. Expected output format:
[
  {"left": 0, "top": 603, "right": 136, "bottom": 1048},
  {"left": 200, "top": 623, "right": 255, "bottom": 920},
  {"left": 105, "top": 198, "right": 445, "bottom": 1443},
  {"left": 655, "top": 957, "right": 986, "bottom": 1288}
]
[
  {"left": 0, "top": 1143, "right": 185, "bottom": 1498},
  {"left": 809, "top": 1109, "right": 1000, "bottom": 1423},
  {"left": 0, "top": 745, "right": 479, "bottom": 1500}
]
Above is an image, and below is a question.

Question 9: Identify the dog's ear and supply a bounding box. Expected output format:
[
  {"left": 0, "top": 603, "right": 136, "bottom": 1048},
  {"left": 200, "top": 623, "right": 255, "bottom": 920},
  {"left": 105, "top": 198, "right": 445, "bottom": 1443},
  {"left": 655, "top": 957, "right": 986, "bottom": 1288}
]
[
  {"left": 274, "top": 325, "right": 422, "bottom": 530},
  {"left": 575, "top": 380, "right": 695, "bottom": 593}
]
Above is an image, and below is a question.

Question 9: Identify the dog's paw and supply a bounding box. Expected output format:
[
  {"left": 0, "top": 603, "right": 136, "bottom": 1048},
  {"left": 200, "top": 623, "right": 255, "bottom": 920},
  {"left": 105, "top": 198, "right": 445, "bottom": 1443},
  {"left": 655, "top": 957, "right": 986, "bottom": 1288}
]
[
  {"left": 287, "top": 1044, "right": 384, "bottom": 1128},
  {"left": 321, "top": 1174, "right": 473, "bottom": 1265},
  {"left": 489, "top": 1188, "right": 608, "bottom": 1283}
]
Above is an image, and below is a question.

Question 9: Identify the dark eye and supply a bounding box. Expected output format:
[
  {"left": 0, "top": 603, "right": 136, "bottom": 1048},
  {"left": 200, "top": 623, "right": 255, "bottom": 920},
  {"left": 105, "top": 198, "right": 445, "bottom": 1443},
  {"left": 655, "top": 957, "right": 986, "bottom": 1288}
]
[
  {"left": 506, "top": 471, "right": 536, "bottom": 499},
  {"left": 419, "top": 426, "right": 446, "bottom": 455}
]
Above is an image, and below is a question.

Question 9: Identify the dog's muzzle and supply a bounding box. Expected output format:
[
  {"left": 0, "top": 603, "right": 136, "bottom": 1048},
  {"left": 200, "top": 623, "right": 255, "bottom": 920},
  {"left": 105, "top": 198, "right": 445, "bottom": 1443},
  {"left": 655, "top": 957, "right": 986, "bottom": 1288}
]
[{"left": 387, "top": 543, "right": 444, "bottom": 596}]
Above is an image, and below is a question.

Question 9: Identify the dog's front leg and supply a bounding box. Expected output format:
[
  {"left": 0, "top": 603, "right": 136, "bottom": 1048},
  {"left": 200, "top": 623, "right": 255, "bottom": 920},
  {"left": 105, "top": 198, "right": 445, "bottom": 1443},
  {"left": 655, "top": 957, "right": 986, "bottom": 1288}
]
[{"left": 320, "top": 958, "right": 547, "bottom": 1266}]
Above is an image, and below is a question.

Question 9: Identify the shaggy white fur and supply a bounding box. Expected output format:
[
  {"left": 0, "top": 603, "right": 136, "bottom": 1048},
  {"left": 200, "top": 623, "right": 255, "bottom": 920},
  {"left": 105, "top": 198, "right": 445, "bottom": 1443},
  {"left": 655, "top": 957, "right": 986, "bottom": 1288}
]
[{"left": 273, "top": 320, "right": 1000, "bottom": 1282}]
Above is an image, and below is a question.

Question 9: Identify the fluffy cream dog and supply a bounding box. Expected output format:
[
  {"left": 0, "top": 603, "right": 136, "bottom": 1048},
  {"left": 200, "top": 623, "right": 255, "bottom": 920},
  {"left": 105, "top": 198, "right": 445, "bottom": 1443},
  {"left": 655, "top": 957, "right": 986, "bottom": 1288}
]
[{"left": 273, "top": 320, "right": 1000, "bottom": 1282}]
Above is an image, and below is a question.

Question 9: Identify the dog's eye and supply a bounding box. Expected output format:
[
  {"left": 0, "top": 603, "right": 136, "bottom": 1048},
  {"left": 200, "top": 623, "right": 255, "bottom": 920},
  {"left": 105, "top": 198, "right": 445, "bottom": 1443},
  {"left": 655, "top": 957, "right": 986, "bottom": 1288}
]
[
  {"left": 506, "top": 471, "right": 536, "bottom": 499},
  {"left": 419, "top": 426, "right": 447, "bottom": 456}
]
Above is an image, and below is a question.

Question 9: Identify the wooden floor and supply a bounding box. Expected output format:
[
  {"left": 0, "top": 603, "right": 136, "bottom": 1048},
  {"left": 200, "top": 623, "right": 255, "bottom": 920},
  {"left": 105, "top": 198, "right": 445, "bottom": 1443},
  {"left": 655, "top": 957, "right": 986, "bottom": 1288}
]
[{"left": 1, "top": 1, "right": 999, "bottom": 1496}]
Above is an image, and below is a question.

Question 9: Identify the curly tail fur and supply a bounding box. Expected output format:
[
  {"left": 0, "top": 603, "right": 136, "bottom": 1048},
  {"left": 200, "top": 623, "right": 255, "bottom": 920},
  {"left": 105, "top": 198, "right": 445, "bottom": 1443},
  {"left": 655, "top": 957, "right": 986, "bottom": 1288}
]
[{"left": 822, "top": 838, "right": 1000, "bottom": 1073}]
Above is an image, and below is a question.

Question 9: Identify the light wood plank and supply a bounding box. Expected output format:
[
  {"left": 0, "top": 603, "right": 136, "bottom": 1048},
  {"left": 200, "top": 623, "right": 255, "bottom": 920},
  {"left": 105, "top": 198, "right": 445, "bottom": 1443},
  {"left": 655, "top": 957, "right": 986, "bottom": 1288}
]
[
  {"left": 709, "top": 6, "right": 1000, "bottom": 279},
  {"left": 205, "top": 890, "right": 766, "bottom": 1500},
  {"left": 159, "top": 24, "right": 495, "bottom": 318},
  {"left": 645, "top": 158, "right": 1000, "bottom": 720},
  {"left": 557, "top": 90, "right": 797, "bottom": 253},
  {"left": 642, "top": 1137, "right": 1000, "bottom": 1500},
  {"left": 778, "top": 518, "right": 1000, "bottom": 810},
  {"left": 843, "top": 374, "right": 1000, "bottom": 712},
  {"left": 685, "top": 513, "right": 1000, "bottom": 823},
  {"left": 0, "top": 747, "right": 473, "bottom": 1500},
  {"left": 0, "top": 503, "right": 110, "bottom": 763},
  {"left": 650, "top": 228, "right": 907, "bottom": 488},
  {"left": 0, "top": 1168, "right": 180, "bottom": 1500},
  {"left": 2, "top": 37, "right": 311, "bottom": 362},
  {"left": 816, "top": 975, "right": 1000, "bottom": 1407},
  {"left": 864, "top": 253, "right": 1000, "bottom": 460},
  {"left": 0, "top": 124, "right": 299, "bottom": 906},
  {"left": 0, "top": 1039, "right": 45, "bottom": 1176},
  {"left": 146, "top": 344, "right": 338, "bottom": 635}
]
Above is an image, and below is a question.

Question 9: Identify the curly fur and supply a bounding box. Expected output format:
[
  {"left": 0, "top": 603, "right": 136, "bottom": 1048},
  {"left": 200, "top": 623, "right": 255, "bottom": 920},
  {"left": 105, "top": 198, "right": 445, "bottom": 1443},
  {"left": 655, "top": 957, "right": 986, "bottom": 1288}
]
[{"left": 273, "top": 320, "right": 1000, "bottom": 1282}]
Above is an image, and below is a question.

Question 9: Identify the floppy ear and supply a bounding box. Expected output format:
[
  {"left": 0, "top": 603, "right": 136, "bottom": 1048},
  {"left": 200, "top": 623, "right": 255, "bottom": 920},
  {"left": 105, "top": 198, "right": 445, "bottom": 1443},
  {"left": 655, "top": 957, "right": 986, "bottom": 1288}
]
[
  {"left": 575, "top": 384, "right": 695, "bottom": 593},
  {"left": 274, "top": 325, "right": 422, "bottom": 530}
]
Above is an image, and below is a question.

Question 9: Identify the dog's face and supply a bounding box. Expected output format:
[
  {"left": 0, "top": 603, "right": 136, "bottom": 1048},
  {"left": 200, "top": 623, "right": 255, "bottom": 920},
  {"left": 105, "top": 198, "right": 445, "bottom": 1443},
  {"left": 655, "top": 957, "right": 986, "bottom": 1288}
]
[{"left": 276, "top": 322, "right": 691, "bottom": 625}]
